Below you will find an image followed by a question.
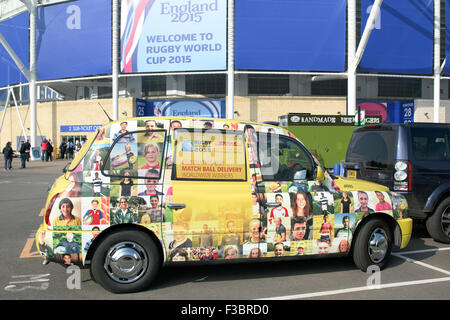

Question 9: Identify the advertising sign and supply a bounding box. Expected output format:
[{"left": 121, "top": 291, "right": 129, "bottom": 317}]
[
  {"left": 174, "top": 130, "right": 246, "bottom": 181},
  {"left": 60, "top": 125, "right": 103, "bottom": 133},
  {"left": 357, "top": 100, "right": 414, "bottom": 123},
  {"left": 286, "top": 114, "right": 382, "bottom": 126},
  {"left": 355, "top": 102, "right": 388, "bottom": 121},
  {"left": 360, "top": 0, "right": 433, "bottom": 74},
  {"left": 136, "top": 99, "right": 226, "bottom": 118},
  {"left": 121, "top": 0, "right": 226, "bottom": 73},
  {"left": 235, "top": 0, "right": 346, "bottom": 71}
]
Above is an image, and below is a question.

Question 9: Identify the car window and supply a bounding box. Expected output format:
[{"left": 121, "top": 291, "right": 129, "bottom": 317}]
[
  {"left": 102, "top": 129, "right": 166, "bottom": 178},
  {"left": 346, "top": 130, "right": 396, "bottom": 170},
  {"left": 411, "top": 127, "right": 450, "bottom": 162},
  {"left": 257, "top": 133, "right": 314, "bottom": 181}
]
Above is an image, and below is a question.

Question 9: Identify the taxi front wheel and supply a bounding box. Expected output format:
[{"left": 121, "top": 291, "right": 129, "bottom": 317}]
[
  {"left": 352, "top": 218, "right": 393, "bottom": 272},
  {"left": 90, "top": 229, "right": 161, "bottom": 293}
]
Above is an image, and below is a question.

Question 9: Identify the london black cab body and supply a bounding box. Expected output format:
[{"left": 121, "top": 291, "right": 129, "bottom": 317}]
[
  {"left": 345, "top": 122, "right": 450, "bottom": 244},
  {"left": 36, "top": 117, "right": 412, "bottom": 293}
]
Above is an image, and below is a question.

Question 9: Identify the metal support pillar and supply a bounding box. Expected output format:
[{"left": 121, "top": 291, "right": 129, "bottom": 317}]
[
  {"left": 348, "top": 0, "right": 383, "bottom": 116},
  {"left": 112, "top": 0, "right": 119, "bottom": 121},
  {"left": 29, "top": 1, "right": 37, "bottom": 149},
  {"left": 347, "top": 0, "right": 357, "bottom": 116},
  {"left": 434, "top": 0, "right": 441, "bottom": 123},
  {"left": 227, "top": 0, "right": 235, "bottom": 119}
]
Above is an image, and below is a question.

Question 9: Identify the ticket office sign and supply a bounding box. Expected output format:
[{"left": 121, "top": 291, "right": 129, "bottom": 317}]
[{"left": 174, "top": 131, "right": 246, "bottom": 181}]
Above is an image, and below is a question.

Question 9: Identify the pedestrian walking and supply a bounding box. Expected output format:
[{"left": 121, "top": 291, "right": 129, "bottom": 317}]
[
  {"left": 19, "top": 141, "right": 27, "bottom": 168},
  {"left": 24, "top": 140, "right": 31, "bottom": 162},
  {"left": 47, "top": 139, "right": 54, "bottom": 161},
  {"left": 66, "top": 140, "right": 74, "bottom": 159},
  {"left": 41, "top": 138, "right": 48, "bottom": 162},
  {"left": 2, "top": 141, "right": 14, "bottom": 170},
  {"left": 59, "top": 140, "right": 67, "bottom": 160}
]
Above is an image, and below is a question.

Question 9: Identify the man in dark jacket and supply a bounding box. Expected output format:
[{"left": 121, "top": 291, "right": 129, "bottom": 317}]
[
  {"left": 2, "top": 142, "right": 14, "bottom": 170},
  {"left": 19, "top": 141, "right": 27, "bottom": 168},
  {"left": 59, "top": 140, "right": 67, "bottom": 160},
  {"left": 24, "top": 140, "right": 31, "bottom": 161}
]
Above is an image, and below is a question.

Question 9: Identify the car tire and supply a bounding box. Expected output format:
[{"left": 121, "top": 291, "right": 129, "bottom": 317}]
[
  {"left": 353, "top": 218, "right": 393, "bottom": 272},
  {"left": 90, "top": 229, "right": 161, "bottom": 293},
  {"left": 426, "top": 197, "right": 450, "bottom": 244}
]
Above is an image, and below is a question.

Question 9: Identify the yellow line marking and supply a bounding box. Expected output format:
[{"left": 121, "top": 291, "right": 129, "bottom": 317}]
[{"left": 20, "top": 238, "right": 41, "bottom": 259}]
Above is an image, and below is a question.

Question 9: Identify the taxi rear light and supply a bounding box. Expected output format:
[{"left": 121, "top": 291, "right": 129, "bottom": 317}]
[{"left": 45, "top": 193, "right": 60, "bottom": 226}]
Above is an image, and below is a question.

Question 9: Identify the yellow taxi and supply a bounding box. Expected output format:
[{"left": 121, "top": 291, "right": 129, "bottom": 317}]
[{"left": 36, "top": 117, "right": 412, "bottom": 293}]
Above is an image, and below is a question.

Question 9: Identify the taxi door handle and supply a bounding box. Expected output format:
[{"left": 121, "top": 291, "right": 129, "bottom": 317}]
[
  {"left": 167, "top": 203, "right": 186, "bottom": 210},
  {"left": 265, "top": 202, "right": 281, "bottom": 208}
]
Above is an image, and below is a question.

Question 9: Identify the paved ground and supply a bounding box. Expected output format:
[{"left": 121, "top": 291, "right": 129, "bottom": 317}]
[{"left": 0, "top": 157, "right": 449, "bottom": 307}]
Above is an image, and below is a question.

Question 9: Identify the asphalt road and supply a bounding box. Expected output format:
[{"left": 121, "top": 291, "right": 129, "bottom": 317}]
[{"left": 1, "top": 158, "right": 449, "bottom": 305}]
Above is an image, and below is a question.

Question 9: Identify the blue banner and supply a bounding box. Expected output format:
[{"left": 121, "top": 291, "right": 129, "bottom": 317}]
[
  {"left": 360, "top": 0, "right": 433, "bottom": 74},
  {"left": 121, "top": 0, "right": 226, "bottom": 73},
  {"left": 445, "top": 0, "right": 450, "bottom": 75},
  {"left": 60, "top": 124, "right": 102, "bottom": 133},
  {"left": 0, "top": 12, "right": 29, "bottom": 87},
  {"left": 136, "top": 99, "right": 226, "bottom": 118},
  {"left": 235, "top": 0, "right": 346, "bottom": 71},
  {"left": 36, "top": 0, "right": 111, "bottom": 80}
]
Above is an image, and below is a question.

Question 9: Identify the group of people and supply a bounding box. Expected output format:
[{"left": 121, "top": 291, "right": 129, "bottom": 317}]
[
  {"left": 40, "top": 138, "right": 54, "bottom": 162},
  {"left": 59, "top": 139, "right": 82, "bottom": 160},
  {"left": 2, "top": 136, "right": 84, "bottom": 170},
  {"left": 2, "top": 140, "right": 31, "bottom": 170}
]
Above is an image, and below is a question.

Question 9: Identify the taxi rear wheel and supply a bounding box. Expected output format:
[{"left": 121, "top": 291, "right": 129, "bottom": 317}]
[
  {"left": 90, "top": 229, "right": 161, "bottom": 293},
  {"left": 353, "top": 218, "right": 393, "bottom": 272}
]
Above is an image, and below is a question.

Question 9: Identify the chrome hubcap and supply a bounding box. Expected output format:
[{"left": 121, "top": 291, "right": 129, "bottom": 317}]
[
  {"left": 104, "top": 241, "right": 148, "bottom": 284},
  {"left": 441, "top": 205, "right": 450, "bottom": 238},
  {"left": 368, "top": 228, "right": 388, "bottom": 263}
]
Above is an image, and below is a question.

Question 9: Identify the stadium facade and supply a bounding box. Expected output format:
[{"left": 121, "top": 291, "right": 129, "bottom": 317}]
[{"left": 0, "top": 0, "right": 449, "bottom": 152}]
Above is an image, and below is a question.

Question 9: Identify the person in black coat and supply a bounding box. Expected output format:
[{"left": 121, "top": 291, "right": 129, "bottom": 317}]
[
  {"left": 59, "top": 140, "right": 67, "bottom": 160},
  {"left": 19, "top": 141, "right": 27, "bottom": 168},
  {"left": 2, "top": 141, "right": 14, "bottom": 170}
]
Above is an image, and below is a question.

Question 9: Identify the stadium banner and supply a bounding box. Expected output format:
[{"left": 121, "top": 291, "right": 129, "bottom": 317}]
[
  {"left": 445, "top": 0, "right": 450, "bottom": 75},
  {"left": 0, "top": 12, "right": 29, "bottom": 87},
  {"left": 36, "top": 0, "right": 112, "bottom": 80},
  {"left": 360, "top": 0, "right": 433, "bottom": 74},
  {"left": 136, "top": 99, "right": 226, "bottom": 118},
  {"left": 235, "top": 0, "right": 346, "bottom": 71},
  {"left": 121, "top": 0, "right": 226, "bottom": 73}
]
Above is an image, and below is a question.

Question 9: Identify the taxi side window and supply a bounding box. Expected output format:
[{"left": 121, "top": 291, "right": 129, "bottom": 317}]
[
  {"left": 258, "top": 133, "right": 314, "bottom": 181},
  {"left": 102, "top": 129, "right": 166, "bottom": 178}
]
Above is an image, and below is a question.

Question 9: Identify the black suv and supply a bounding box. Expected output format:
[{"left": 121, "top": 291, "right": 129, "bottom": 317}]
[{"left": 344, "top": 122, "right": 450, "bottom": 243}]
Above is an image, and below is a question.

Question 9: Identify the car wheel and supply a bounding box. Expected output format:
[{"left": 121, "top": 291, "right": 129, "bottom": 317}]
[
  {"left": 90, "top": 229, "right": 161, "bottom": 293},
  {"left": 426, "top": 197, "right": 450, "bottom": 244},
  {"left": 353, "top": 218, "right": 392, "bottom": 272}
]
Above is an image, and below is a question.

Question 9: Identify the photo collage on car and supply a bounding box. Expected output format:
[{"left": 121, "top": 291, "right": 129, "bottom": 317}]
[{"left": 39, "top": 119, "right": 408, "bottom": 267}]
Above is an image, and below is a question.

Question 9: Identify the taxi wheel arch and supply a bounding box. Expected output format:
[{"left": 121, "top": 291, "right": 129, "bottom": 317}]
[
  {"left": 351, "top": 215, "right": 395, "bottom": 272},
  {"left": 89, "top": 226, "right": 163, "bottom": 293}
]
